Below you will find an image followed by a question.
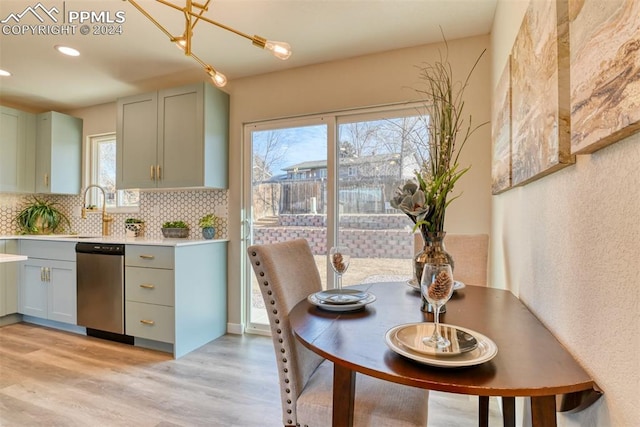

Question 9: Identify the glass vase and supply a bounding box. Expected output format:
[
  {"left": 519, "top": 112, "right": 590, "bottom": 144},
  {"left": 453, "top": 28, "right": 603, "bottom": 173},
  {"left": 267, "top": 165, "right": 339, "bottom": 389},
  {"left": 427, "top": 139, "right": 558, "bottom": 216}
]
[{"left": 414, "top": 230, "right": 454, "bottom": 312}]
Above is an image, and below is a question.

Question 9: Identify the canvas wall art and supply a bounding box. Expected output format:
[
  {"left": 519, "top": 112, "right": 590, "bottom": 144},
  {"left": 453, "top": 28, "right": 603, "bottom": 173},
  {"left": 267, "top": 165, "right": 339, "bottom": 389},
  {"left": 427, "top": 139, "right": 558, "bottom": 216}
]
[
  {"left": 510, "top": 0, "right": 573, "bottom": 187},
  {"left": 569, "top": 0, "right": 640, "bottom": 154},
  {"left": 491, "top": 58, "right": 512, "bottom": 194}
]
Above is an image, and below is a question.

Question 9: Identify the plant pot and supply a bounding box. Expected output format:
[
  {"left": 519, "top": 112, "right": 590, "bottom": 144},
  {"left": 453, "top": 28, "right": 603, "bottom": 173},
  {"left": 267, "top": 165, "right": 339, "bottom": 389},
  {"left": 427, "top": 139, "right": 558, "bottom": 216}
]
[
  {"left": 161, "top": 227, "right": 189, "bottom": 238},
  {"left": 125, "top": 223, "right": 144, "bottom": 238},
  {"left": 201, "top": 227, "right": 215, "bottom": 239}
]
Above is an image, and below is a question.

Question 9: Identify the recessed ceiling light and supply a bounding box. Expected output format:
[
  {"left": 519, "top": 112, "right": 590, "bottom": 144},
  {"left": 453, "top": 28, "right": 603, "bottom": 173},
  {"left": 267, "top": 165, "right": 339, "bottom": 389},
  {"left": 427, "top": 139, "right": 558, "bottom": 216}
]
[
  {"left": 55, "top": 45, "right": 80, "bottom": 57},
  {"left": 0, "top": 69, "right": 11, "bottom": 77}
]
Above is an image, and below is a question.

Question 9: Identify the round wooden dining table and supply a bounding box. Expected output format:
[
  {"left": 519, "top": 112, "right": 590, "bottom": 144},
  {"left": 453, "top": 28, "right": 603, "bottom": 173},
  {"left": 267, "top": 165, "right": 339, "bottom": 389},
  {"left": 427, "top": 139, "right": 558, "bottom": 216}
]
[{"left": 289, "top": 282, "right": 601, "bottom": 427}]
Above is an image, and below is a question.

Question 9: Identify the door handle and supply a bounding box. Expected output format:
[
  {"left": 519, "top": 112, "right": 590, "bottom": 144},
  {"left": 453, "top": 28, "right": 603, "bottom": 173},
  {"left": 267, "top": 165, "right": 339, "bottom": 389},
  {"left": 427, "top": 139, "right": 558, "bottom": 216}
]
[
  {"left": 156, "top": 165, "right": 161, "bottom": 180},
  {"left": 140, "top": 319, "right": 155, "bottom": 326},
  {"left": 150, "top": 165, "right": 155, "bottom": 180},
  {"left": 139, "top": 283, "right": 155, "bottom": 289},
  {"left": 40, "top": 267, "right": 45, "bottom": 282},
  {"left": 139, "top": 255, "right": 155, "bottom": 260},
  {"left": 46, "top": 267, "right": 51, "bottom": 282}
]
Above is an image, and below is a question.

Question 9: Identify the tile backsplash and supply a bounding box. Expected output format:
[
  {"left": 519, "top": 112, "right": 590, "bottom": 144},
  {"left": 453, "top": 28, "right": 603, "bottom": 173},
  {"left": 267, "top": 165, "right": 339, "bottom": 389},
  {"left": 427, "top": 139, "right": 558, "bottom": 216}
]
[{"left": 0, "top": 189, "right": 228, "bottom": 240}]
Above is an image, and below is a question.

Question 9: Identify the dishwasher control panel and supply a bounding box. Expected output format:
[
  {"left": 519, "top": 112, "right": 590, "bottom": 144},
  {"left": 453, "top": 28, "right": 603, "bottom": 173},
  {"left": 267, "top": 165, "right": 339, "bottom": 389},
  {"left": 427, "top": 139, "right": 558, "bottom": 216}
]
[{"left": 76, "top": 242, "right": 124, "bottom": 255}]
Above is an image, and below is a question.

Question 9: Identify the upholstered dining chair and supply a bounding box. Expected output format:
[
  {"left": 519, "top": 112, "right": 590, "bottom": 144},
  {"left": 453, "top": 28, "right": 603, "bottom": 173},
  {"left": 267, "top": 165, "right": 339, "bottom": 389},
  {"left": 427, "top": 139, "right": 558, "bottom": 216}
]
[
  {"left": 414, "top": 233, "right": 489, "bottom": 286},
  {"left": 247, "top": 238, "right": 429, "bottom": 427}
]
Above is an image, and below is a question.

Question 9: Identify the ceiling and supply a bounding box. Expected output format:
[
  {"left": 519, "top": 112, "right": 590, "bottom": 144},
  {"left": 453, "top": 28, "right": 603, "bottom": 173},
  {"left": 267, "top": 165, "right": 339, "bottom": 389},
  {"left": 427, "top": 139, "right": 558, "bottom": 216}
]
[{"left": 0, "top": 0, "right": 497, "bottom": 112}]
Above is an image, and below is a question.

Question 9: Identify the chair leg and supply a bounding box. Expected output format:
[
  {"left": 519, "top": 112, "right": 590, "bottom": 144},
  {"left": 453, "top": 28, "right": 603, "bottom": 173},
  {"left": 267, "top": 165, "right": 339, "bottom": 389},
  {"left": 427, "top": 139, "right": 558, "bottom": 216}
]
[
  {"left": 501, "top": 397, "right": 516, "bottom": 427},
  {"left": 479, "top": 396, "right": 489, "bottom": 427}
]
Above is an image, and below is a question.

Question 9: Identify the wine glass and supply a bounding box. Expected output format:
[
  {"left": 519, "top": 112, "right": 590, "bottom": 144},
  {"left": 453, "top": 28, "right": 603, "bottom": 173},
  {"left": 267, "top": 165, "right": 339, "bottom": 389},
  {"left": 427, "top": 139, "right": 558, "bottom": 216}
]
[
  {"left": 420, "top": 263, "right": 455, "bottom": 349},
  {"left": 329, "top": 246, "right": 351, "bottom": 294}
]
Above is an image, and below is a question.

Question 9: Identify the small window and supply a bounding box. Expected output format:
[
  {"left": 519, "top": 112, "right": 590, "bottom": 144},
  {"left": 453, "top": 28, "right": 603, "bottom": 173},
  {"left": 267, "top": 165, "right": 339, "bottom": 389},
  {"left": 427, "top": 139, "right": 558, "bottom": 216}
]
[{"left": 87, "top": 134, "right": 139, "bottom": 210}]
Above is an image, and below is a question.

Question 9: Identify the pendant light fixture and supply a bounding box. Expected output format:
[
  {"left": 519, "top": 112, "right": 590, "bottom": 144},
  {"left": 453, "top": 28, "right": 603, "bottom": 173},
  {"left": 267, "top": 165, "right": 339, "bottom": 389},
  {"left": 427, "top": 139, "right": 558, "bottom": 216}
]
[{"left": 126, "top": 0, "right": 292, "bottom": 88}]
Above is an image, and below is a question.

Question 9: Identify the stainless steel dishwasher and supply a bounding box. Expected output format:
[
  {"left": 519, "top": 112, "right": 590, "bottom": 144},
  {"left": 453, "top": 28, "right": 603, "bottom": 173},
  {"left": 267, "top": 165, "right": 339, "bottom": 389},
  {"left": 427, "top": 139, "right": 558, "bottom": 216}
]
[{"left": 76, "top": 242, "right": 132, "bottom": 343}]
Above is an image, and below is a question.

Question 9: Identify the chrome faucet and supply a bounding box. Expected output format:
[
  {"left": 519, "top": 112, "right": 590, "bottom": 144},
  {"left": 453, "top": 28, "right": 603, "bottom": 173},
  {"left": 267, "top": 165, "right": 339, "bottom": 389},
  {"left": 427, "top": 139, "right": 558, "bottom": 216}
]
[{"left": 82, "top": 185, "right": 114, "bottom": 236}]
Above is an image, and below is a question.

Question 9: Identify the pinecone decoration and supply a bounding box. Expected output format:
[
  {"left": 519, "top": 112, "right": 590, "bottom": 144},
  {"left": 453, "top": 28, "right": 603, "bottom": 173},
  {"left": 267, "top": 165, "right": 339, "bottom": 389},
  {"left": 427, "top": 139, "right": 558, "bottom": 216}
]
[
  {"left": 332, "top": 252, "right": 347, "bottom": 273},
  {"left": 428, "top": 270, "right": 453, "bottom": 301}
]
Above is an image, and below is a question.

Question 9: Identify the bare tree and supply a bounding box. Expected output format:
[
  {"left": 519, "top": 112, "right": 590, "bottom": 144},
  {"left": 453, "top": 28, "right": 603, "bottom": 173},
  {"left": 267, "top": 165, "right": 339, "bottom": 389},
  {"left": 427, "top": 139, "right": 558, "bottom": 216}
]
[
  {"left": 253, "top": 130, "right": 289, "bottom": 181},
  {"left": 252, "top": 131, "right": 289, "bottom": 217},
  {"left": 339, "top": 122, "right": 383, "bottom": 157},
  {"left": 379, "top": 115, "right": 429, "bottom": 179}
]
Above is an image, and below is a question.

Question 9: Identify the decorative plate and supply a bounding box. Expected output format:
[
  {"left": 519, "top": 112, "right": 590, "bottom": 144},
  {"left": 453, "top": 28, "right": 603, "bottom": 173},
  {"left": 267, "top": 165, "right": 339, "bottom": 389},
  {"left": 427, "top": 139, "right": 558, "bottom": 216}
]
[
  {"left": 406, "top": 279, "right": 465, "bottom": 292},
  {"left": 385, "top": 323, "right": 498, "bottom": 368},
  {"left": 308, "top": 292, "right": 376, "bottom": 312}
]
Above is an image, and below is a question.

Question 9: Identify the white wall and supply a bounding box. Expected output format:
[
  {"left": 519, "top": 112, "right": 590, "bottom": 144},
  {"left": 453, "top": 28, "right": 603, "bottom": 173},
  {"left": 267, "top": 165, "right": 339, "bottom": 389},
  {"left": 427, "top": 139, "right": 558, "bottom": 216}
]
[
  {"left": 225, "top": 35, "right": 492, "bottom": 330},
  {"left": 491, "top": 1, "right": 640, "bottom": 426}
]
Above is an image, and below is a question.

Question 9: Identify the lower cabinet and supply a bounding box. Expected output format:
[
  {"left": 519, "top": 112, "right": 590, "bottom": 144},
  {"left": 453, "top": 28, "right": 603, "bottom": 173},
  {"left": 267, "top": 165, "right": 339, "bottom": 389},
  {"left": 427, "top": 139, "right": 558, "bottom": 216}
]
[
  {"left": 125, "top": 242, "right": 227, "bottom": 358},
  {"left": 19, "top": 241, "right": 77, "bottom": 325},
  {"left": 0, "top": 240, "right": 19, "bottom": 318}
]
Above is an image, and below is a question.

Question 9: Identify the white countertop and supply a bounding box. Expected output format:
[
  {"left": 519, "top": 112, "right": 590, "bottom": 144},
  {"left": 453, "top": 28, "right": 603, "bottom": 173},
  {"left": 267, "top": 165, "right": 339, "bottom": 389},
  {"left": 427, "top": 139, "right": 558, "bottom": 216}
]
[
  {"left": 0, "top": 253, "right": 28, "bottom": 263},
  {"left": 0, "top": 235, "right": 228, "bottom": 247}
]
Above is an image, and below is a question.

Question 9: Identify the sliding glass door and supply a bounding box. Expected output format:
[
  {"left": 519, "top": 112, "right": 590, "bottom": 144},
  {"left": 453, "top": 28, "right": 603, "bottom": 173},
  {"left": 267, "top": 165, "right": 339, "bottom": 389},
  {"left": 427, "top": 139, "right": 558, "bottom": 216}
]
[
  {"left": 244, "top": 105, "right": 426, "bottom": 333},
  {"left": 245, "top": 119, "right": 329, "bottom": 332}
]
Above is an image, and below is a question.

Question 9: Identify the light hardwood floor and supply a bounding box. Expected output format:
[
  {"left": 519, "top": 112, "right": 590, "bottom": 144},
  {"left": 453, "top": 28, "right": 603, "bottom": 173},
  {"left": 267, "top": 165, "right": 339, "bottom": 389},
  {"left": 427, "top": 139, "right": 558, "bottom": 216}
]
[{"left": 0, "top": 322, "right": 502, "bottom": 426}]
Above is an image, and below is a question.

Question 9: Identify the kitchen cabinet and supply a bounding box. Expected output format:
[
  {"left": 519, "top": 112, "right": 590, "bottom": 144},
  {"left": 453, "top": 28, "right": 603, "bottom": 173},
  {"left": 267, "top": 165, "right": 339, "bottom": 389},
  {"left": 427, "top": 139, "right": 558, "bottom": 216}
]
[
  {"left": 1, "top": 241, "right": 19, "bottom": 318},
  {"left": 117, "top": 82, "right": 229, "bottom": 190},
  {"left": 35, "top": 111, "right": 83, "bottom": 194},
  {"left": 0, "top": 241, "right": 19, "bottom": 317},
  {"left": 125, "top": 242, "right": 227, "bottom": 358},
  {"left": 0, "top": 106, "right": 36, "bottom": 193},
  {"left": 18, "top": 240, "right": 77, "bottom": 324}
]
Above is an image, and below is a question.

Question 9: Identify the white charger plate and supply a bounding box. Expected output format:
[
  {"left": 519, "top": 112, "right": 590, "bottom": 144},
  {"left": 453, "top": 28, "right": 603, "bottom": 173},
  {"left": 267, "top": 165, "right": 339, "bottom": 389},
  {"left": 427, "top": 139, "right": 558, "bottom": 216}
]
[
  {"left": 385, "top": 323, "right": 498, "bottom": 368},
  {"left": 395, "top": 323, "right": 478, "bottom": 356},
  {"left": 308, "top": 292, "right": 376, "bottom": 312},
  {"left": 315, "top": 289, "right": 369, "bottom": 305},
  {"left": 406, "top": 279, "right": 465, "bottom": 292}
]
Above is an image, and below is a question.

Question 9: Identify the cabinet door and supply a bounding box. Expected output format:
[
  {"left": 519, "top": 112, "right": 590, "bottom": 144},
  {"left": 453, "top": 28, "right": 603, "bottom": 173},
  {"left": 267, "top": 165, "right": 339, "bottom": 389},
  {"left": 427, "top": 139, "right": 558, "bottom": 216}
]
[
  {"left": 48, "top": 260, "right": 77, "bottom": 324},
  {"left": 20, "top": 261, "right": 48, "bottom": 318},
  {"left": 117, "top": 92, "right": 158, "bottom": 189},
  {"left": 35, "top": 112, "right": 82, "bottom": 194},
  {"left": 158, "top": 83, "right": 204, "bottom": 188},
  {"left": 0, "top": 106, "right": 35, "bottom": 193}
]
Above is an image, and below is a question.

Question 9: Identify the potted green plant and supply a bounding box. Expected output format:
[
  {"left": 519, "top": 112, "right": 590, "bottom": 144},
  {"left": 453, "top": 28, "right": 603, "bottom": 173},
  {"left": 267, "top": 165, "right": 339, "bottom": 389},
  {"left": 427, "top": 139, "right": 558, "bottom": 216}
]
[
  {"left": 15, "top": 196, "right": 70, "bottom": 235},
  {"left": 161, "top": 220, "right": 189, "bottom": 238},
  {"left": 124, "top": 218, "right": 145, "bottom": 238},
  {"left": 198, "top": 213, "right": 217, "bottom": 239}
]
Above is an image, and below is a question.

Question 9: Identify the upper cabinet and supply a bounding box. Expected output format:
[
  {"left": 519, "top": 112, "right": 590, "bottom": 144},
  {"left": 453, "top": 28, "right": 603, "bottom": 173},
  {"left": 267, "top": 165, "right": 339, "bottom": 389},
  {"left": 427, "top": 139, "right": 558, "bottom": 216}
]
[
  {"left": 0, "top": 106, "right": 36, "bottom": 193},
  {"left": 117, "top": 82, "right": 229, "bottom": 190},
  {"left": 35, "top": 111, "right": 83, "bottom": 195}
]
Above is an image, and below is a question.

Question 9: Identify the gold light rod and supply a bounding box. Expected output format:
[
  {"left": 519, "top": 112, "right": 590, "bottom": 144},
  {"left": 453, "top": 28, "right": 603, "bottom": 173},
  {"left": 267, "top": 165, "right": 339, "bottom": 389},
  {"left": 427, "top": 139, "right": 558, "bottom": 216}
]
[{"left": 125, "top": 0, "right": 292, "bottom": 88}]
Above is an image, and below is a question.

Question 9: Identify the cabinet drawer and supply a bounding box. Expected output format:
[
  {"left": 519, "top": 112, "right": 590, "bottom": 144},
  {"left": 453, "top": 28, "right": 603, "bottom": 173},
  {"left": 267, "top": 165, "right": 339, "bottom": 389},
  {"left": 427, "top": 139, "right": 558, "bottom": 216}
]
[
  {"left": 125, "top": 245, "right": 173, "bottom": 269},
  {"left": 20, "top": 240, "right": 76, "bottom": 261},
  {"left": 125, "top": 267, "right": 174, "bottom": 306},
  {"left": 125, "top": 301, "right": 174, "bottom": 343}
]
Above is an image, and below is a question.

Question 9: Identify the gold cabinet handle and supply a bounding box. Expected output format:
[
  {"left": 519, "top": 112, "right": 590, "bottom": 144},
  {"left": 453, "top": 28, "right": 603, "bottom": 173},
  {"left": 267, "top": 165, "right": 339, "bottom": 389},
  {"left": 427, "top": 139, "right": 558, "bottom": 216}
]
[
  {"left": 44, "top": 173, "right": 49, "bottom": 187},
  {"left": 40, "top": 267, "right": 45, "bottom": 282},
  {"left": 46, "top": 267, "right": 51, "bottom": 282},
  {"left": 139, "top": 283, "right": 155, "bottom": 289},
  {"left": 140, "top": 319, "right": 155, "bottom": 326},
  {"left": 156, "top": 165, "right": 161, "bottom": 180},
  {"left": 139, "top": 255, "right": 155, "bottom": 260},
  {"left": 150, "top": 165, "right": 155, "bottom": 180}
]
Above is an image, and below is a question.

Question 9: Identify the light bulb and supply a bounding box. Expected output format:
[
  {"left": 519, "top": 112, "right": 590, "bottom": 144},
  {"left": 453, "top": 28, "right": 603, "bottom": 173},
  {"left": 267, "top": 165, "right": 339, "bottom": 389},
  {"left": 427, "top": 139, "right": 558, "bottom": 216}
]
[
  {"left": 207, "top": 69, "right": 227, "bottom": 87},
  {"left": 174, "top": 36, "right": 186, "bottom": 51},
  {"left": 265, "top": 40, "right": 292, "bottom": 60}
]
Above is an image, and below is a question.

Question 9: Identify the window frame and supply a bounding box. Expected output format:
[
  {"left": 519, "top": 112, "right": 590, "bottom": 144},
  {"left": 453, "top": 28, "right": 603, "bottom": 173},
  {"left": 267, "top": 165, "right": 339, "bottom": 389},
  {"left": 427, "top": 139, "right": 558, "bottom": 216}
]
[{"left": 85, "top": 133, "right": 139, "bottom": 214}]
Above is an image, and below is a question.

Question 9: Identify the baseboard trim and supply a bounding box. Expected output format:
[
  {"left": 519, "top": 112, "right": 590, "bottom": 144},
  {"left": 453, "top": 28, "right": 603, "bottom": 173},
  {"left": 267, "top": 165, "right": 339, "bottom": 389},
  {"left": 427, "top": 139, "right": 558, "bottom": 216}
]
[{"left": 227, "top": 322, "right": 244, "bottom": 335}]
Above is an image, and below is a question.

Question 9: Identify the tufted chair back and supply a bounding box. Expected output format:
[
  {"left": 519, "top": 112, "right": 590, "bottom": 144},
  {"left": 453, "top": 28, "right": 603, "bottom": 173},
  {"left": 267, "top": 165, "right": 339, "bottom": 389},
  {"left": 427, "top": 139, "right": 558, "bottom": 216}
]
[
  {"left": 247, "top": 239, "right": 325, "bottom": 426},
  {"left": 414, "top": 233, "right": 489, "bottom": 286}
]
